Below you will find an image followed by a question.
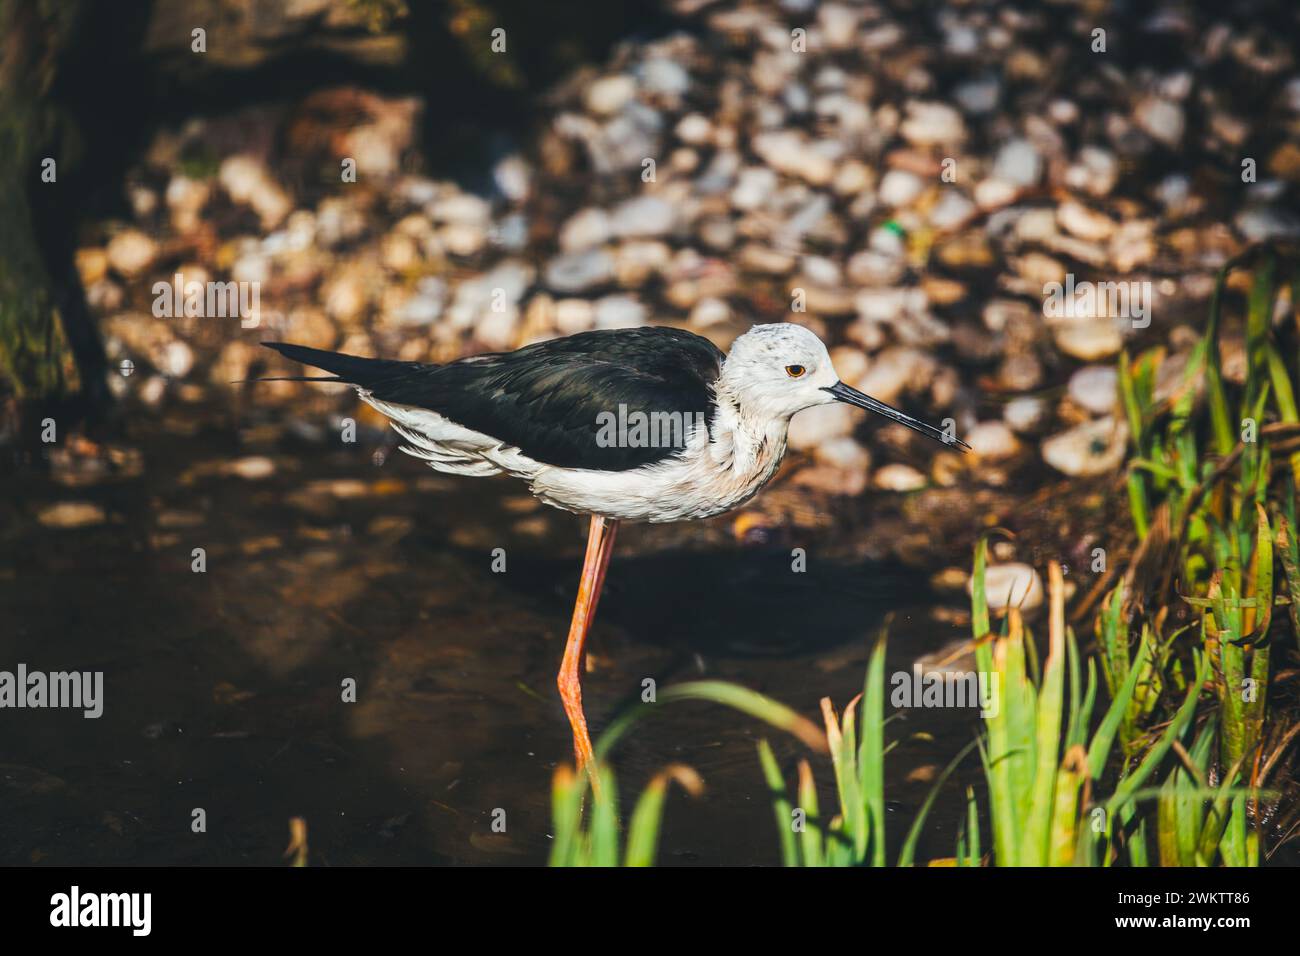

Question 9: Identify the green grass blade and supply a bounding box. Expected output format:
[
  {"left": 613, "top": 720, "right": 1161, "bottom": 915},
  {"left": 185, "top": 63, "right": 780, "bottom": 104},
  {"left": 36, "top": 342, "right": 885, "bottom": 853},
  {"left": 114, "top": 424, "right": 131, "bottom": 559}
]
[{"left": 757, "top": 740, "right": 798, "bottom": 867}]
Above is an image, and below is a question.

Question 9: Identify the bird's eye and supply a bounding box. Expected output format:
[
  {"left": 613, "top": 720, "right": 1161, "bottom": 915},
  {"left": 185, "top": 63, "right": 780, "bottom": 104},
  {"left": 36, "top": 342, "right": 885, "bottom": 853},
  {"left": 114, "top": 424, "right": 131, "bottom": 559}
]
[{"left": 785, "top": 365, "right": 806, "bottom": 378}]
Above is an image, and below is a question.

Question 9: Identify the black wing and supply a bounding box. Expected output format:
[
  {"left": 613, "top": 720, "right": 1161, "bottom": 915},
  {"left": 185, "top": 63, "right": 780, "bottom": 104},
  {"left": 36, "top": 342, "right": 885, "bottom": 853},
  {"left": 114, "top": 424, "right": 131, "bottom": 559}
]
[{"left": 263, "top": 327, "right": 724, "bottom": 471}]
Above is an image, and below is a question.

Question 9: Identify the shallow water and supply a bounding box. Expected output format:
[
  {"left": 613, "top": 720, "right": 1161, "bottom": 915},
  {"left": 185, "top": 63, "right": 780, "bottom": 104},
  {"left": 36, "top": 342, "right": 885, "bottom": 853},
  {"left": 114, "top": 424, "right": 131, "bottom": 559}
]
[{"left": 1, "top": 412, "right": 985, "bottom": 866}]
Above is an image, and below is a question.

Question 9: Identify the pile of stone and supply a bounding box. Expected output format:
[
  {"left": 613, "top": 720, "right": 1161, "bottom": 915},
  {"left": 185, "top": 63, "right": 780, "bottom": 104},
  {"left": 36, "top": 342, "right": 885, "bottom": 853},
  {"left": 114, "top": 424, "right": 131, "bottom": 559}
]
[{"left": 79, "top": 0, "right": 1300, "bottom": 508}]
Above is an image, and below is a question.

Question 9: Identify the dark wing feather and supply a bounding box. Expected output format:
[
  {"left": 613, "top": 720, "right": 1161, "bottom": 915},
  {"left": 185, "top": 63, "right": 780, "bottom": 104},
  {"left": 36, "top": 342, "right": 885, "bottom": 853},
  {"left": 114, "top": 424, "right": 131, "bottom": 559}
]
[{"left": 263, "top": 328, "right": 724, "bottom": 471}]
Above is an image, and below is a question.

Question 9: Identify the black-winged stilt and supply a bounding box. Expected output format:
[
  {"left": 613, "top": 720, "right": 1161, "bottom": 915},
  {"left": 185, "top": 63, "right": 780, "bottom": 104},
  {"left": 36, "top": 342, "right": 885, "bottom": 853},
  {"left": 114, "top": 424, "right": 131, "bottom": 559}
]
[{"left": 262, "top": 323, "right": 966, "bottom": 774}]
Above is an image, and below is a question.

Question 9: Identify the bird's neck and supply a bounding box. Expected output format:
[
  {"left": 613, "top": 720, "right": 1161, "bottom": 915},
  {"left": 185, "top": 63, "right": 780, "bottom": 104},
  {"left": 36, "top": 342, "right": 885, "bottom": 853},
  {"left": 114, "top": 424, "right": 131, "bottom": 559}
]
[{"left": 709, "top": 380, "right": 790, "bottom": 477}]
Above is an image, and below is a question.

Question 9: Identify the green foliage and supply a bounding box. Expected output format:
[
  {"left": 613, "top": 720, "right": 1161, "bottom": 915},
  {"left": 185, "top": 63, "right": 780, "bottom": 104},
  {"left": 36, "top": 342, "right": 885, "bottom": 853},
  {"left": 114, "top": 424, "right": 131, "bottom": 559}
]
[
  {"left": 1116, "top": 246, "right": 1299, "bottom": 866},
  {"left": 754, "top": 631, "right": 976, "bottom": 867}
]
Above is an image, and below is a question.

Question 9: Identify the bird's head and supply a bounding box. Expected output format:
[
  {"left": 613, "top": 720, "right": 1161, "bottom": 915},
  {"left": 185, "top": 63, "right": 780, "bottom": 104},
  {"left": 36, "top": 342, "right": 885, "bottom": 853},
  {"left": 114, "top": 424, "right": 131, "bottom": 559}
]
[{"left": 721, "top": 323, "right": 967, "bottom": 450}]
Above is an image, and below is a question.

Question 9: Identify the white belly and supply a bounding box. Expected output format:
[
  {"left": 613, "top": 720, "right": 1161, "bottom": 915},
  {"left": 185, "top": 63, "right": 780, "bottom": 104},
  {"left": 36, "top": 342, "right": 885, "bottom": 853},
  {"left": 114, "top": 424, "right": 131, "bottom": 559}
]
[
  {"left": 360, "top": 391, "right": 789, "bottom": 523},
  {"left": 530, "top": 431, "right": 787, "bottom": 522}
]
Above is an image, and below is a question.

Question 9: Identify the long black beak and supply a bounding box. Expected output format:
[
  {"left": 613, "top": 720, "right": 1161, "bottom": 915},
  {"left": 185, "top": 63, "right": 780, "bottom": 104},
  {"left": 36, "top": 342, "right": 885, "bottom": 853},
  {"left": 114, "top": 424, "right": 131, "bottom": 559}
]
[{"left": 824, "top": 382, "right": 970, "bottom": 451}]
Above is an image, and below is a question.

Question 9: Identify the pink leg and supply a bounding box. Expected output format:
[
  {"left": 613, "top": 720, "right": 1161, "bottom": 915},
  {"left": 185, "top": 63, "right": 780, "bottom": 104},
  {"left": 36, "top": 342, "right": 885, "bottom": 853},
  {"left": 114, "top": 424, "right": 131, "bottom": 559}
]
[{"left": 557, "top": 514, "right": 619, "bottom": 779}]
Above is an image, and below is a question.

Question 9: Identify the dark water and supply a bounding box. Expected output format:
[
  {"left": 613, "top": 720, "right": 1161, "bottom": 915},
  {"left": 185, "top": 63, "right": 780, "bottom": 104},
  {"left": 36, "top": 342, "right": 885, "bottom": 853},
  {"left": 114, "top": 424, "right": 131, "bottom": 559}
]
[{"left": 0, "top": 411, "right": 983, "bottom": 866}]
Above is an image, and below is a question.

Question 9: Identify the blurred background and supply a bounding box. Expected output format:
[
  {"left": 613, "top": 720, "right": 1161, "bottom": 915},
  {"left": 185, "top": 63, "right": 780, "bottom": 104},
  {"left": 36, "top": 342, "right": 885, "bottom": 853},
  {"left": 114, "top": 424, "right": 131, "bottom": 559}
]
[{"left": 2, "top": 0, "right": 1299, "bottom": 865}]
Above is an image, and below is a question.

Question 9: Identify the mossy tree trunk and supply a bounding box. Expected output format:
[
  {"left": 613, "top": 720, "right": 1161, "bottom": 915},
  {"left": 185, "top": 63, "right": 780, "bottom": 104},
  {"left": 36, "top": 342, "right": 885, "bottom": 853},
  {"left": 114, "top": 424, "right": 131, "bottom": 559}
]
[{"left": 0, "top": 0, "right": 105, "bottom": 412}]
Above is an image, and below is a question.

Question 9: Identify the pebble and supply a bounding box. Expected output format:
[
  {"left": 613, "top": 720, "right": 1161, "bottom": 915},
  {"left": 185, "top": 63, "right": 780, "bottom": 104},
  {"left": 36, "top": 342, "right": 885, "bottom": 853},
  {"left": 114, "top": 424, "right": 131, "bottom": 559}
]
[
  {"left": 226, "top": 456, "right": 277, "bottom": 480},
  {"left": 900, "top": 101, "right": 966, "bottom": 146},
  {"left": 1050, "top": 318, "right": 1124, "bottom": 362},
  {"left": 76, "top": 248, "right": 109, "bottom": 286},
  {"left": 545, "top": 250, "right": 616, "bottom": 293},
  {"left": 990, "top": 138, "right": 1041, "bottom": 188},
  {"left": 878, "top": 169, "right": 925, "bottom": 207},
  {"left": 814, "top": 436, "right": 870, "bottom": 473},
  {"left": 559, "top": 208, "right": 610, "bottom": 251},
  {"left": 106, "top": 230, "right": 157, "bottom": 278},
  {"left": 165, "top": 175, "right": 211, "bottom": 234},
  {"left": 675, "top": 113, "right": 713, "bottom": 145},
  {"left": 751, "top": 131, "right": 834, "bottom": 185},
  {"left": 1003, "top": 396, "right": 1049, "bottom": 434},
  {"left": 787, "top": 402, "right": 855, "bottom": 451},
  {"left": 219, "top": 155, "right": 291, "bottom": 229},
  {"left": 554, "top": 298, "right": 595, "bottom": 334},
  {"left": 493, "top": 155, "right": 532, "bottom": 203},
  {"left": 1065, "top": 146, "right": 1119, "bottom": 196},
  {"left": 1068, "top": 366, "right": 1119, "bottom": 415},
  {"left": 585, "top": 75, "right": 637, "bottom": 116},
  {"left": 1041, "top": 417, "right": 1128, "bottom": 477},
  {"left": 593, "top": 295, "right": 647, "bottom": 329},
  {"left": 855, "top": 347, "right": 933, "bottom": 404},
  {"left": 1134, "top": 96, "right": 1185, "bottom": 148},
  {"left": 1235, "top": 207, "right": 1300, "bottom": 242},
  {"left": 965, "top": 421, "right": 1020, "bottom": 461},
  {"left": 974, "top": 177, "right": 1019, "bottom": 209},
  {"left": 973, "top": 563, "right": 1044, "bottom": 611},
  {"left": 690, "top": 297, "right": 730, "bottom": 327},
  {"left": 928, "top": 190, "right": 976, "bottom": 231},
  {"left": 610, "top": 196, "right": 675, "bottom": 238},
  {"left": 37, "top": 502, "right": 107, "bottom": 528},
  {"left": 874, "top": 463, "right": 927, "bottom": 492},
  {"left": 1057, "top": 201, "right": 1116, "bottom": 242}
]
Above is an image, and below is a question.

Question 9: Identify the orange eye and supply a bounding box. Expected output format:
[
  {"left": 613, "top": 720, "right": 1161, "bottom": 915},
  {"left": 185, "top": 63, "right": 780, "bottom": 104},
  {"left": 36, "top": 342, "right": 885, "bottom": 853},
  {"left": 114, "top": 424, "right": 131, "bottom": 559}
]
[{"left": 785, "top": 365, "right": 806, "bottom": 378}]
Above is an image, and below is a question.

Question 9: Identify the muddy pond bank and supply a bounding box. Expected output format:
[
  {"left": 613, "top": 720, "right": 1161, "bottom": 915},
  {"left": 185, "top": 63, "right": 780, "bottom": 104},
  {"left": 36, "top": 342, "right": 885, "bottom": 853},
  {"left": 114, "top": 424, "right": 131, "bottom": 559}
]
[{"left": 1, "top": 408, "right": 1001, "bottom": 866}]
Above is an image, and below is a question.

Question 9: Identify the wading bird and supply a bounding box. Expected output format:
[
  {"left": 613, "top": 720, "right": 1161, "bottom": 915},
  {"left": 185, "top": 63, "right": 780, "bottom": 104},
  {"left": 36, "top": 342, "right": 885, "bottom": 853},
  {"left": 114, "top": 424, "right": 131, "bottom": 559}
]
[{"left": 263, "top": 324, "right": 966, "bottom": 774}]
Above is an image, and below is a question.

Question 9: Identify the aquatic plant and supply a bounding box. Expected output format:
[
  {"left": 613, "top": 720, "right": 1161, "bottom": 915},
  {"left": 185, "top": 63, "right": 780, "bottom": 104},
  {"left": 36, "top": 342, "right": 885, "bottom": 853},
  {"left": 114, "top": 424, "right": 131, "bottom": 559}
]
[{"left": 1111, "top": 245, "right": 1300, "bottom": 864}]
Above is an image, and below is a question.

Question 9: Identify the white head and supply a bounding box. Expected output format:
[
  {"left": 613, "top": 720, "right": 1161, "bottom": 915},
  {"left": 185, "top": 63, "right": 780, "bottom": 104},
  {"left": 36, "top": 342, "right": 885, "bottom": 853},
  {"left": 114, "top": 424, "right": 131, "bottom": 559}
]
[
  {"left": 718, "top": 324, "right": 839, "bottom": 420},
  {"left": 719, "top": 323, "right": 966, "bottom": 449}
]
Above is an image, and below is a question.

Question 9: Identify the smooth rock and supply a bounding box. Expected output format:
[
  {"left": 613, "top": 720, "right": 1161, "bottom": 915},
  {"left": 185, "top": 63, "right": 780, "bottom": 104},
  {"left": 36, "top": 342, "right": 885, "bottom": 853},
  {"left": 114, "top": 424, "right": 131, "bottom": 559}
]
[
  {"left": 1050, "top": 318, "right": 1123, "bottom": 361},
  {"left": 814, "top": 435, "right": 870, "bottom": 472},
  {"left": 731, "top": 167, "right": 778, "bottom": 210},
  {"left": 546, "top": 250, "right": 616, "bottom": 293},
  {"left": 900, "top": 101, "right": 966, "bottom": 146},
  {"left": 991, "top": 138, "right": 1041, "bottom": 188},
  {"left": 878, "top": 169, "right": 925, "bottom": 207},
  {"left": 593, "top": 294, "right": 647, "bottom": 329},
  {"left": 1003, "top": 396, "right": 1049, "bottom": 433},
  {"left": 788, "top": 402, "right": 855, "bottom": 451},
  {"left": 973, "top": 563, "right": 1044, "bottom": 610},
  {"left": 586, "top": 75, "right": 637, "bottom": 115},
  {"left": 1041, "top": 417, "right": 1128, "bottom": 476},
  {"left": 218, "top": 155, "right": 291, "bottom": 229},
  {"left": 874, "top": 463, "right": 927, "bottom": 492},
  {"left": 966, "top": 421, "right": 1020, "bottom": 460},
  {"left": 559, "top": 208, "right": 611, "bottom": 251},
  {"left": 610, "top": 195, "right": 675, "bottom": 238},
  {"left": 751, "top": 131, "right": 834, "bottom": 185},
  {"left": 38, "top": 502, "right": 107, "bottom": 528},
  {"left": 1135, "top": 96, "right": 1184, "bottom": 147},
  {"left": 106, "top": 230, "right": 157, "bottom": 278},
  {"left": 928, "top": 190, "right": 977, "bottom": 230},
  {"left": 690, "top": 297, "right": 730, "bottom": 327},
  {"left": 1057, "top": 200, "right": 1116, "bottom": 242},
  {"left": 1068, "top": 365, "right": 1119, "bottom": 415}
]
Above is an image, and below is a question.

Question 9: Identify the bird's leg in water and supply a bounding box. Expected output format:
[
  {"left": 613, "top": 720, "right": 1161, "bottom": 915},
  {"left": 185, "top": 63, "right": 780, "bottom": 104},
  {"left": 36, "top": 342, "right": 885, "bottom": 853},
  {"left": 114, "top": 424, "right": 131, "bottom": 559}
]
[{"left": 557, "top": 514, "right": 619, "bottom": 783}]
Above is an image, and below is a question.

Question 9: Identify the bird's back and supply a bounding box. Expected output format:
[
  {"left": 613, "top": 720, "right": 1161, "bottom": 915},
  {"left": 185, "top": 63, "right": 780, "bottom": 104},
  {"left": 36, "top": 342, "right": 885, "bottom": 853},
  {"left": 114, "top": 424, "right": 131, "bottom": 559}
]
[{"left": 264, "top": 327, "right": 724, "bottom": 471}]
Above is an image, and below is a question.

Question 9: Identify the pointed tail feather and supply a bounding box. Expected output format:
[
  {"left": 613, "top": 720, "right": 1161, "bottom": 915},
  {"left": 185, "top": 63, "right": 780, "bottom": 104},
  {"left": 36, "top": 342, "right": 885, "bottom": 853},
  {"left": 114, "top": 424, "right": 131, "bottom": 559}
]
[{"left": 259, "top": 342, "right": 414, "bottom": 386}]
